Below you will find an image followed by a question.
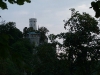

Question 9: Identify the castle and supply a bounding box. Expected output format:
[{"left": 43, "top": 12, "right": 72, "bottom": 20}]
[{"left": 27, "top": 18, "right": 48, "bottom": 46}]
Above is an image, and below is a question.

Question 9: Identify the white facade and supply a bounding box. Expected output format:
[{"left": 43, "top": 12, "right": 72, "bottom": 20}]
[
  {"left": 27, "top": 32, "right": 40, "bottom": 46},
  {"left": 29, "top": 18, "right": 37, "bottom": 30}
]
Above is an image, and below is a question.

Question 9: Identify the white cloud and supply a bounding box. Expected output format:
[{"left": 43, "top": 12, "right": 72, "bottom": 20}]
[
  {"left": 43, "top": 10, "right": 52, "bottom": 13},
  {"left": 76, "top": 4, "right": 95, "bottom": 16},
  {"left": 12, "top": 10, "right": 29, "bottom": 16},
  {"left": 55, "top": 8, "right": 71, "bottom": 19},
  {"left": 77, "top": 4, "right": 87, "bottom": 9}
]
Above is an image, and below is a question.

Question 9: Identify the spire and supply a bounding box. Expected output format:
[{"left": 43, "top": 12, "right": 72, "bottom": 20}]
[{"left": 34, "top": 12, "right": 36, "bottom": 18}]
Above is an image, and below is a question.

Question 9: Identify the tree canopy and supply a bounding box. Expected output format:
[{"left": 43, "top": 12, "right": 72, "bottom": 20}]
[
  {"left": 57, "top": 11, "right": 100, "bottom": 75},
  {"left": 0, "top": 22, "right": 34, "bottom": 75},
  {"left": 90, "top": 0, "right": 100, "bottom": 18},
  {"left": 0, "top": 0, "right": 31, "bottom": 9}
]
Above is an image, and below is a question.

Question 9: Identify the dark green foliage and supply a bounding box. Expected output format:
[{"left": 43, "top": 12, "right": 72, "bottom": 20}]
[
  {"left": 0, "top": 22, "right": 23, "bottom": 58},
  {"left": 38, "top": 27, "right": 49, "bottom": 43},
  {"left": 37, "top": 43, "right": 56, "bottom": 62},
  {"left": 0, "top": 0, "right": 31, "bottom": 9},
  {"left": 0, "top": 22, "right": 34, "bottom": 75},
  {"left": 0, "top": 0, "right": 7, "bottom": 9},
  {"left": 0, "top": 34, "right": 10, "bottom": 58},
  {"left": 0, "top": 22, "right": 23, "bottom": 45},
  {"left": 48, "top": 34, "right": 56, "bottom": 43},
  {"left": 23, "top": 27, "right": 28, "bottom": 37},
  {"left": 33, "top": 43, "right": 57, "bottom": 75},
  {"left": 23, "top": 27, "right": 36, "bottom": 38},
  {"left": 11, "top": 39, "right": 34, "bottom": 73},
  {"left": 56, "top": 12, "right": 100, "bottom": 75},
  {"left": 38, "top": 27, "right": 49, "bottom": 34},
  {"left": 90, "top": 0, "right": 100, "bottom": 18}
]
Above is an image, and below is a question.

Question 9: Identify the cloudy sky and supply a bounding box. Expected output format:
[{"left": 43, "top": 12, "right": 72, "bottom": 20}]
[{"left": 0, "top": 0, "right": 95, "bottom": 35}]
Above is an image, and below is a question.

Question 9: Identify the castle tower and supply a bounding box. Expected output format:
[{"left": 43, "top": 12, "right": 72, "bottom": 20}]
[{"left": 29, "top": 18, "right": 37, "bottom": 30}]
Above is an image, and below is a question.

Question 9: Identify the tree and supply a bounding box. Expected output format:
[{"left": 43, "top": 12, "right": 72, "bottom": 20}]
[
  {"left": 23, "top": 27, "right": 28, "bottom": 37},
  {"left": 90, "top": 0, "right": 100, "bottom": 18},
  {"left": 0, "top": 0, "right": 31, "bottom": 9},
  {"left": 48, "top": 34, "right": 56, "bottom": 43},
  {"left": 58, "top": 11, "right": 100, "bottom": 75},
  {"left": 0, "top": 22, "right": 34, "bottom": 75},
  {"left": 38, "top": 26, "right": 49, "bottom": 34},
  {"left": 33, "top": 43, "right": 57, "bottom": 75},
  {"left": 0, "top": 22, "right": 23, "bottom": 58},
  {"left": 11, "top": 38, "right": 34, "bottom": 74},
  {"left": 38, "top": 27, "right": 49, "bottom": 43},
  {"left": 23, "top": 27, "right": 35, "bottom": 38}
]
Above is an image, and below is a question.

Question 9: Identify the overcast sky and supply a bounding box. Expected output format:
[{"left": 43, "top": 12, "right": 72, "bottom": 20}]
[{"left": 0, "top": 0, "right": 95, "bottom": 35}]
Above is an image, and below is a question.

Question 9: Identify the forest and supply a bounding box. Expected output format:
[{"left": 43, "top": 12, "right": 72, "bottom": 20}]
[{"left": 1, "top": 0, "right": 100, "bottom": 75}]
